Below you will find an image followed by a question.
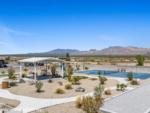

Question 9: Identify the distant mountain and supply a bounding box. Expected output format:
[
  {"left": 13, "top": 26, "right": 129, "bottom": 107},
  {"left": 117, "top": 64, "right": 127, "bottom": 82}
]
[
  {"left": 11, "top": 46, "right": 150, "bottom": 57},
  {"left": 36, "top": 46, "right": 150, "bottom": 56},
  {"left": 44, "top": 49, "right": 80, "bottom": 55},
  {"left": 97, "top": 46, "right": 150, "bottom": 56}
]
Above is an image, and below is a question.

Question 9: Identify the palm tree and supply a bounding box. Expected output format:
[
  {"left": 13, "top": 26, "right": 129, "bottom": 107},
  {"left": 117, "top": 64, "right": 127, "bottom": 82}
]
[{"left": 67, "top": 65, "right": 73, "bottom": 82}]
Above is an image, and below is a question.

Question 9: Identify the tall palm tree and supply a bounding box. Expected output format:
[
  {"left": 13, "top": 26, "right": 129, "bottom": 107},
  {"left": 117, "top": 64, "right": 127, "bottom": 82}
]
[{"left": 67, "top": 64, "right": 73, "bottom": 82}]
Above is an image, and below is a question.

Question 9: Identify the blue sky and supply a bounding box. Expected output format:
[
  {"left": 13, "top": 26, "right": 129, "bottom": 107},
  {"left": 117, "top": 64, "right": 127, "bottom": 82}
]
[{"left": 0, "top": 0, "right": 150, "bottom": 54}]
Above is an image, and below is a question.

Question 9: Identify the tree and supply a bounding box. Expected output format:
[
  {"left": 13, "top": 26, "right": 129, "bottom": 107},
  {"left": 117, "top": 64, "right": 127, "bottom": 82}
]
[
  {"left": 67, "top": 65, "right": 73, "bottom": 82},
  {"left": 66, "top": 53, "right": 71, "bottom": 61},
  {"left": 136, "top": 55, "right": 145, "bottom": 66}
]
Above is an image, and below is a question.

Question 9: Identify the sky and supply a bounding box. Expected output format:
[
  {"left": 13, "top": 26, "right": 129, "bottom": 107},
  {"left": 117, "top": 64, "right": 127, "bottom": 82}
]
[{"left": 0, "top": 0, "right": 150, "bottom": 54}]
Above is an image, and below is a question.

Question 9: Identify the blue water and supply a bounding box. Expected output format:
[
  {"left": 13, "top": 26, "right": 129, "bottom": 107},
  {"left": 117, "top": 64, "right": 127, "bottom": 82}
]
[{"left": 78, "top": 70, "right": 150, "bottom": 79}]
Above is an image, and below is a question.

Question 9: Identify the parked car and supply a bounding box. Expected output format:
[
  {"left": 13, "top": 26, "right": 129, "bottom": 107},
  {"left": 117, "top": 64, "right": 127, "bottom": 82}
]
[{"left": 0, "top": 60, "right": 7, "bottom": 68}]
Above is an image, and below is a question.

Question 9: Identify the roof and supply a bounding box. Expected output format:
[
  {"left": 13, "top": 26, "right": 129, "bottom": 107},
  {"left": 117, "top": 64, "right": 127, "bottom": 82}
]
[
  {"left": 18, "top": 57, "right": 64, "bottom": 63},
  {"left": 101, "top": 84, "right": 150, "bottom": 113}
]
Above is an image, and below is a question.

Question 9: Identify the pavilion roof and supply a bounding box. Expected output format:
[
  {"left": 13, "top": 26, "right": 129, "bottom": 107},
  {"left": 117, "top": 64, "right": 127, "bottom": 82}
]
[{"left": 18, "top": 57, "right": 63, "bottom": 63}]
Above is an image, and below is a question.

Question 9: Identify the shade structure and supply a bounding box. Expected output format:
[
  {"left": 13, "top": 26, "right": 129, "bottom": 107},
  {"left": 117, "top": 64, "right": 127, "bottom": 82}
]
[
  {"left": 19, "top": 57, "right": 63, "bottom": 63},
  {"left": 18, "top": 57, "right": 64, "bottom": 81}
]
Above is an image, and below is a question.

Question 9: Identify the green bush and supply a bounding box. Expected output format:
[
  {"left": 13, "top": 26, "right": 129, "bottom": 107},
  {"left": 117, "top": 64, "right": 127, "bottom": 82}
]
[
  {"left": 65, "top": 84, "right": 72, "bottom": 90},
  {"left": 55, "top": 88, "right": 65, "bottom": 94},
  {"left": 84, "top": 67, "right": 89, "bottom": 70},
  {"left": 98, "top": 76, "right": 107, "bottom": 84},
  {"left": 116, "top": 84, "right": 127, "bottom": 91},
  {"left": 8, "top": 68, "right": 16, "bottom": 80},
  {"left": 105, "top": 89, "right": 112, "bottom": 95},
  {"left": 131, "top": 79, "right": 139, "bottom": 85},
  {"left": 1, "top": 70, "right": 5, "bottom": 75},
  {"left": 71, "top": 76, "right": 80, "bottom": 85},
  {"left": 94, "top": 84, "right": 104, "bottom": 97},
  {"left": 136, "top": 55, "right": 145, "bottom": 66},
  {"left": 90, "top": 78, "right": 98, "bottom": 81},
  {"left": 35, "top": 81, "right": 43, "bottom": 92}
]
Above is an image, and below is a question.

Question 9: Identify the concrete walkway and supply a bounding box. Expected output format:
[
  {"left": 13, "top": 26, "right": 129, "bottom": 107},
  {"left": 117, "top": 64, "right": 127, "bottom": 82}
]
[
  {"left": 0, "top": 76, "right": 132, "bottom": 113},
  {"left": 0, "top": 89, "right": 93, "bottom": 113},
  {"left": 0, "top": 77, "right": 93, "bottom": 113},
  {"left": 101, "top": 84, "right": 150, "bottom": 113},
  {"left": 1, "top": 87, "right": 133, "bottom": 113}
]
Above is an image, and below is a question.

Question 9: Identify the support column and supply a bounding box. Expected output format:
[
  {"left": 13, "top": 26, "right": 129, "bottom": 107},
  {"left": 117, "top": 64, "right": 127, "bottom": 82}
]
[
  {"left": 34, "top": 62, "right": 37, "bottom": 81},
  {"left": 46, "top": 61, "right": 48, "bottom": 75},
  {"left": 19, "top": 63, "right": 23, "bottom": 80},
  {"left": 61, "top": 63, "right": 64, "bottom": 78}
]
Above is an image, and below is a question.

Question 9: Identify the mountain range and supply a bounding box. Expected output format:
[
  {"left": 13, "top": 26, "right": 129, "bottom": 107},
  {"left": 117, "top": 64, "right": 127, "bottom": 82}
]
[{"left": 26, "top": 46, "right": 150, "bottom": 56}]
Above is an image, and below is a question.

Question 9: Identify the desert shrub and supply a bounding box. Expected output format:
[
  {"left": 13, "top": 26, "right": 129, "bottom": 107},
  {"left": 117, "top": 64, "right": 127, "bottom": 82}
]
[
  {"left": 94, "top": 84, "right": 104, "bottom": 97},
  {"left": 1, "top": 70, "right": 5, "bottom": 75},
  {"left": 71, "top": 76, "right": 81, "bottom": 85},
  {"left": 65, "top": 84, "right": 72, "bottom": 90},
  {"left": 81, "top": 96, "right": 103, "bottom": 113},
  {"left": 8, "top": 68, "right": 17, "bottom": 87},
  {"left": 84, "top": 67, "right": 89, "bottom": 70},
  {"left": 116, "top": 84, "right": 127, "bottom": 91},
  {"left": 127, "top": 72, "right": 133, "bottom": 81},
  {"left": 71, "top": 76, "right": 87, "bottom": 85},
  {"left": 97, "top": 61, "right": 101, "bottom": 65},
  {"left": 90, "top": 78, "right": 98, "bottom": 81},
  {"left": 131, "top": 79, "right": 139, "bottom": 85},
  {"left": 76, "top": 74, "right": 104, "bottom": 113},
  {"left": 44, "top": 111, "right": 48, "bottom": 113},
  {"left": 55, "top": 88, "right": 65, "bottom": 94},
  {"left": 105, "top": 89, "right": 112, "bottom": 95},
  {"left": 35, "top": 81, "right": 43, "bottom": 92},
  {"left": 98, "top": 76, "right": 107, "bottom": 84},
  {"left": 58, "top": 81, "right": 63, "bottom": 86},
  {"left": 24, "top": 68, "right": 28, "bottom": 73},
  {"left": 48, "top": 79, "right": 53, "bottom": 83},
  {"left": 117, "top": 84, "right": 120, "bottom": 90},
  {"left": 77, "top": 76, "right": 88, "bottom": 80},
  {"left": 8, "top": 68, "right": 16, "bottom": 80},
  {"left": 51, "top": 64, "right": 57, "bottom": 76},
  {"left": 76, "top": 97, "right": 83, "bottom": 108},
  {"left": 22, "top": 68, "right": 28, "bottom": 77}
]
